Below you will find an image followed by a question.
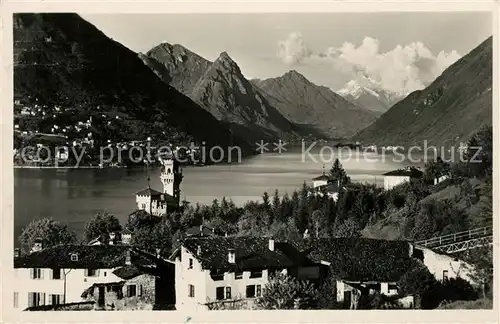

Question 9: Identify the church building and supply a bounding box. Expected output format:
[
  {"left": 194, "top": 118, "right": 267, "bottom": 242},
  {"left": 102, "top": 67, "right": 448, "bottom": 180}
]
[{"left": 135, "top": 156, "right": 183, "bottom": 216}]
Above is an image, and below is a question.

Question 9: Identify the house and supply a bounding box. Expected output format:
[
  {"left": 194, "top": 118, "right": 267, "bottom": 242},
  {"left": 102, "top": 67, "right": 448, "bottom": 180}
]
[
  {"left": 12, "top": 244, "right": 175, "bottom": 311},
  {"left": 81, "top": 253, "right": 175, "bottom": 310},
  {"left": 311, "top": 181, "right": 345, "bottom": 202},
  {"left": 434, "top": 174, "right": 450, "bottom": 185},
  {"left": 185, "top": 225, "right": 217, "bottom": 237},
  {"left": 382, "top": 166, "right": 423, "bottom": 190},
  {"left": 170, "top": 237, "right": 318, "bottom": 311},
  {"left": 312, "top": 174, "right": 330, "bottom": 188},
  {"left": 296, "top": 238, "right": 415, "bottom": 309}
]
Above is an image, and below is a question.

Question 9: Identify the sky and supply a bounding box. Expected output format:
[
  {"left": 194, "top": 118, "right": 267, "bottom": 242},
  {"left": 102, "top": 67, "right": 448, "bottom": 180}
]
[{"left": 82, "top": 13, "right": 492, "bottom": 94}]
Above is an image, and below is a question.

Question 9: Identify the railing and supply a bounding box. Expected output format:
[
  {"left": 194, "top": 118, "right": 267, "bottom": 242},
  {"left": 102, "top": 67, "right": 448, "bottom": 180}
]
[{"left": 415, "top": 226, "right": 493, "bottom": 249}]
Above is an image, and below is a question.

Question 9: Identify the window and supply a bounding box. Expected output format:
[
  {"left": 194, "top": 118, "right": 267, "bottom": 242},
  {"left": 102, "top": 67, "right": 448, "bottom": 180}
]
[
  {"left": 50, "top": 294, "right": 62, "bottom": 305},
  {"left": 443, "top": 270, "right": 449, "bottom": 280},
  {"left": 126, "top": 284, "right": 137, "bottom": 297},
  {"left": 216, "top": 287, "right": 224, "bottom": 300},
  {"left": 188, "top": 284, "right": 195, "bottom": 298},
  {"left": 235, "top": 272, "right": 243, "bottom": 279},
  {"left": 246, "top": 285, "right": 256, "bottom": 298},
  {"left": 70, "top": 253, "right": 78, "bottom": 261},
  {"left": 52, "top": 268, "right": 61, "bottom": 280},
  {"left": 246, "top": 285, "right": 261, "bottom": 298},
  {"left": 14, "top": 292, "right": 19, "bottom": 308},
  {"left": 188, "top": 258, "right": 193, "bottom": 269},
  {"left": 28, "top": 292, "right": 45, "bottom": 307},
  {"left": 226, "top": 287, "right": 232, "bottom": 299},
  {"left": 142, "top": 203, "right": 146, "bottom": 209},
  {"left": 104, "top": 271, "right": 107, "bottom": 277},
  {"left": 250, "top": 271, "right": 262, "bottom": 278},
  {"left": 31, "top": 268, "right": 42, "bottom": 279},
  {"left": 85, "top": 269, "right": 98, "bottom": 277}
]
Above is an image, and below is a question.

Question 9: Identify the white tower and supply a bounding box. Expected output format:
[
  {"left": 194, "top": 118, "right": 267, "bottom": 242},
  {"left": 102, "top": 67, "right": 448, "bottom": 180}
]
[{"left": 159, "top": 156, "right": 183, "bottom": 206}]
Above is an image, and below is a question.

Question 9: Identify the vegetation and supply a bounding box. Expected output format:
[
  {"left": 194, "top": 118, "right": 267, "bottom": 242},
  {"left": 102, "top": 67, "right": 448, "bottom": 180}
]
[
  {"left": 256, "top": 273, "right": 320, "bottom": 310},
  {"left": 83, "top": 211, "right": 122, "bottom": 243},
  {"left": 18, "top": 217, "right": 77, "bottom": 253}
]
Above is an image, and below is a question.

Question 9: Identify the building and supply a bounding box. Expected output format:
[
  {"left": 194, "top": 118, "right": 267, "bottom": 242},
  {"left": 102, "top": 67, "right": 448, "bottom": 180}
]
[
  {"left": 171, "top": 236, "right": 477, "bottom": 310},
  {"left": 311, "top": 181, "right": 345, "bottom": 202},
  {"left": 135, "top": 156, "right": 183, "bottom": 216},
  {"left": 170, "top": 237, "right": 318, "bottom": 311},
  {"left": 13, "top": 245, "right": 175, "bottom": 311},
  {"left": 382, "top": 166, "right": 423, "bottom": 190},
  {"left": 312, "top": 174, "right": 330, "bottom": 188}
]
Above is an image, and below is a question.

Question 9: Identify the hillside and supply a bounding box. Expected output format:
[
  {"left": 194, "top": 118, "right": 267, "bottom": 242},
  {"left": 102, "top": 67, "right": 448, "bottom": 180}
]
[
  {"left": 353, "top": 37, "right": 492, "bottom": 148},
  {"left": 251, "top": 71, "right": 378, "bottom": 138},
  {"left": 13, "top": 13, "right": 253, "bottom": 155}
]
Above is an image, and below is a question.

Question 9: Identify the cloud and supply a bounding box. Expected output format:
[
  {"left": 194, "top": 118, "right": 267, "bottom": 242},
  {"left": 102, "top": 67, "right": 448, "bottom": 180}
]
[
  {"left": 277, "top": 33, "right": 461, "bottom": 95},
  {"left": 277, "top": 32, "right": 312, "bottom": 65}
]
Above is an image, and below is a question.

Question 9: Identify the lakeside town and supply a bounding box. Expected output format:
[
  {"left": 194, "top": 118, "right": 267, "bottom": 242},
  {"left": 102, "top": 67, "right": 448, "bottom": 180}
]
[
  {"left": 10, "top": 12, "right": 494, "bottom": 314},
  {"left": 13, "top": 125, "right": 493, "bottom": 311}
]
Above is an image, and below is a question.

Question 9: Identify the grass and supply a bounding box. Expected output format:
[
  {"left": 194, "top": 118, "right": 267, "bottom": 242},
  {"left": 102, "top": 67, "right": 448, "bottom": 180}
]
[{"left": 437, "top": 298, "right": 493, "bottom": 309}]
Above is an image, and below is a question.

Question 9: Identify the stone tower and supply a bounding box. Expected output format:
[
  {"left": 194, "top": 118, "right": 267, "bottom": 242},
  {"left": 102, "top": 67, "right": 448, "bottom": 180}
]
[{"left": 160, "top": 156, "right": 183, "bottom": 206}]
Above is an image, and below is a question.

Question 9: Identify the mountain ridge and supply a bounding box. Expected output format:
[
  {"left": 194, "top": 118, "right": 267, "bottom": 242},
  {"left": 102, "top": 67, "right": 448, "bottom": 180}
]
[{"left": 353, "top": 36, "right": 492, "bottom": 148}]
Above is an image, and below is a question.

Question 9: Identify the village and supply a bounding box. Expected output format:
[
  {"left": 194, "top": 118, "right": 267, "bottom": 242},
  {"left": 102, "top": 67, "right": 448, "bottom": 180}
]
[{"left": 12, "top": 153, "right": 488, "bottom": 311}]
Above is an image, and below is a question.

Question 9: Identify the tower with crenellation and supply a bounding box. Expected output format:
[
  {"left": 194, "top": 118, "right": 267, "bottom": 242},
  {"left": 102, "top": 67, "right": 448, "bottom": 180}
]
[{"left": 160, "top": 156, "right": 183, "bottom": 207}]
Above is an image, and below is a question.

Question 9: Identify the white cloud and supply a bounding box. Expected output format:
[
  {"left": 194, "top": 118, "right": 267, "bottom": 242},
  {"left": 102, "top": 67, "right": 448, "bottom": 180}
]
[
  {"left": 277, "top": 33, "right": 461, "bottom": 95},
  {"left": 277, "top": 32, "right": 312, "bottom": 65}
]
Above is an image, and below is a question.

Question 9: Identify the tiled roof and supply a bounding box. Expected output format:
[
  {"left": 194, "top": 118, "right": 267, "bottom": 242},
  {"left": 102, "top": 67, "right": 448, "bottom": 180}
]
[
  {"left": 296, "top": 238, "right": 415, "bottom": 282},
  {"left": 14, "top": 245, "right": 156, "bottom": 269},
  {"left": 136, "top": 187, "right": 164, "bottom": 196},
  {"left": 383, "top": 167, "right": 423, "bottom": 177},
  {"left": 182, "top": 237, "right": 300, "bottom": 272}
]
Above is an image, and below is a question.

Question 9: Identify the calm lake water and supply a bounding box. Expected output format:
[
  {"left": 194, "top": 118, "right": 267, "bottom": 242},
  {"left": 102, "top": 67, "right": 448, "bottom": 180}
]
[{"left": 14, "top": 148, "right": 424, "bottom": 242}]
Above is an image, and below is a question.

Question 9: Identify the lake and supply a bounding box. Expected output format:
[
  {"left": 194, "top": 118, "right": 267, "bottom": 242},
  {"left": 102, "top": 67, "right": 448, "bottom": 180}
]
[{"left": 14, "top": 147, "right": 425, "bottom": 242}]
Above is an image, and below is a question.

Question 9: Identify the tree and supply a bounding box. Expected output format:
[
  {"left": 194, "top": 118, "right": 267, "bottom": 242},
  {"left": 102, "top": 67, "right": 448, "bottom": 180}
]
[
  {"left": 397, "top": 261, "right": 441, "bottom": 309},
  {"left": 464, "top": 125, "right": 492, "bottom": 179},
  {"left": 131, "top": 220, "right": 172, "bottom": 257},
  {"left": 257, "top": 272, "right": 320, "bottom": 309},
  {"left": 463, "top": 246, "right": 493, "bottom": 299},
  {"left": 84, "top": 211, "right": 122, "bottom": 243},
  {"left": 329, "top": 159, "right": 350, "bottom": 185},
  {"left": 332, "top": 218, "right": 361, "bottom": 238},
  {"left": 311, "top": 209, "right": 328, "bottom": 238},
  {"left": 424, "top": 156, "right": 450, "bottom": 183},
  {"left": 19, "top": 217, "right": 77, "bottom": 253}
]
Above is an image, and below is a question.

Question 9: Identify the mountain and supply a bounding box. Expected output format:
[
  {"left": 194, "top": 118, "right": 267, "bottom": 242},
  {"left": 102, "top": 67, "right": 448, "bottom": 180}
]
[
  {"left": 13, "top": 13, "right": 252, "bottom": 156},
  {"left": 354, "top": 36, "right": 492, "bottom": 148},
  {"left": 338, "top": 79, "right": 402, "bottom": 114},
  {"left": 251, "top": 70, "right": 379, "bottom": 138},
  {"left": 142, "top": 45, "right": 304, "bottom": 141},
  {"left": 140, "top": 42, "right": 211, "bottom": 95}
]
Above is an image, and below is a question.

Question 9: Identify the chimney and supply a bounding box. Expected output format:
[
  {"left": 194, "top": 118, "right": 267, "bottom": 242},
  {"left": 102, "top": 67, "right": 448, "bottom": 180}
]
[
  {"left": 228, "top": 249, "right": 236, "bottom": 264},
  {"left": 109, "top": 232, "right": 116, "bottom": 245},
  {"left": 125, "top": 250, "right": 132, "bottom": 265},
  {"left": 199, "top": 225, "right": 203, "bottom": 236},
  {"left": 31, "top": 238, "right": 43, "bottom": 253},
  {"left": 156, "top": 248, "right": 161, "bottom": 258},
  {"left": 14, "top": 248, "right": 21, "bottom": 258},
  {"left": 408, "top": 242, "right": 414, "bottom": 257},
  {"left": 197, "top": 245, "right": 202, "bottom": 256},
  {"left": 268, "top": 238, "right": 275, "bottom": 251}
]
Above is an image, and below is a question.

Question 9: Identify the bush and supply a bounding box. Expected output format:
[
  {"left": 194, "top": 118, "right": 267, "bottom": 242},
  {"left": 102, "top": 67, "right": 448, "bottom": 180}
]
[{"left": 256, "top": 272, "right": 320, "bottom": 309}]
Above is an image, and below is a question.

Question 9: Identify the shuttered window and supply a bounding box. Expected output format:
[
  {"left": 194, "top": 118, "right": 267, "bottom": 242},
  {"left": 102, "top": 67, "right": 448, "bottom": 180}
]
[
  {"left": 14, "top": 292, "right": 19, "bottom": 308},
  {"left": 30, "top": 268, "right": 42, "bottom": 279}
]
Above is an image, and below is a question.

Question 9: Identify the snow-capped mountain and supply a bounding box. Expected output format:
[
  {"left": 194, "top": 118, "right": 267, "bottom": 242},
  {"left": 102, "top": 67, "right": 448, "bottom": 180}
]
[{"left": 338, "top": 79, "right": 403, "bottom": 114}]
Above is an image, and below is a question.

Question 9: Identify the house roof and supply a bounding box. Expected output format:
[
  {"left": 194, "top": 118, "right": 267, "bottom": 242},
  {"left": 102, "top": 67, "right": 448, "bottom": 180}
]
[
  {"left": 185, "top": 225, "right": 216, "bottom": 237},
  {"left": 112, "top": 264, "right": 153, "bottom": 280},
  {"left": 382, "top": 167, "right": 423, "bottom": 177},
  {"left": 136, "top": 187, "right": 164, "bottom": 196},
  {"left": 14, "top": 245, "right": 157, "bottom": 269},
  {"left": 81, "top": 281, "right": 125, "bottom": 298},
  {"left": 296, "top": 238, "right": 415, "bottom": 282},
  {"left": 312, "top": 174, "right": 330, "bottom": 181},
  {"left": 180, "top": 237, "right": 301, "bottom": 272}
]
